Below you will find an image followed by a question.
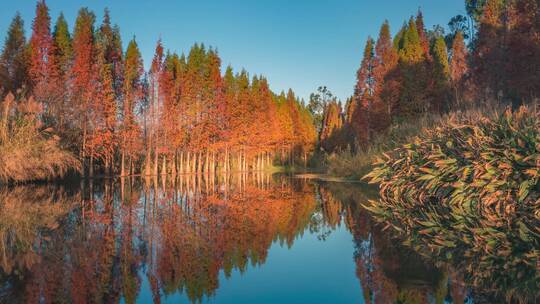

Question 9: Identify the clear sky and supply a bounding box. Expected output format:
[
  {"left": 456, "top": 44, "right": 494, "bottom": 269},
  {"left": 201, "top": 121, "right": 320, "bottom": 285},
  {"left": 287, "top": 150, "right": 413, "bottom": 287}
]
[{"left": 0, "top": 0, "right": 466, "bottom": 102}]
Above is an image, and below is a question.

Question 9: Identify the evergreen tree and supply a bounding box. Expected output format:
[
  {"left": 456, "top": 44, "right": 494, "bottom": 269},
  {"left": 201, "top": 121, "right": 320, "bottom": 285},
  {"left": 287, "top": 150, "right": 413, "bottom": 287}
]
[
  {"left": 53, "top": 13, "right": 72, "bottom": 76},
  {"left": 97, "top": 9, "right": 124, "bottom": 97},
  {"left": 72, "top": 7, "right": 96, "bottom": 176},
  {"left": 52, "top": 12, "right": 72, "bottom": 129},
  {"left": 472, "top": 0, "right": 504, "bottom": 101},
  {"left": 319, "top": 101, "right": 343, "bottom": 153},
  {"left": 398, "top": 18, "right": 424, "bottom": 64},
  {"left": 29, "top": 0, "right": 56, "bottom": 85},
  {"left": 0, "top": 13, "right": 28, "bottom": 95},
  {"left": 29, "top": 0, "right": 60, "bottom": 113},
  {"left": 397, "top": 18, "right": 429, "bottom": 116},
  {"left": 351, "top": 37, "right": 374, "bottom": 144},
  {"left": 416, "top": 10, "right": 431, "bottom": 60},
  {"left": 373, "top": 21, "right": 398, "bottom": 121},
  {"left": 431, "top": 36, "right": 450, "bottom": 112},
  {"left": 449, "top": 31, "right": 468, "bottom": 107},
  {"left": 88, "top": 46, "right": 117, "bottom": 175},
  {"left": 505, "top": 0, "right": 540, "bottom": 103},
  {"left": 120, "top": 37, "right": 144, "bottom": 176}
]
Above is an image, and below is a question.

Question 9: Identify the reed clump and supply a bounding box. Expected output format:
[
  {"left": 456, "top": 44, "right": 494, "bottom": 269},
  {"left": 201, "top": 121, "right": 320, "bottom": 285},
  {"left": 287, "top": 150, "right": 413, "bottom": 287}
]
[
  {"left": 364, "top": 106, "right": 539, "bottom": 303},
  {"left": 0, "top": 93, "right": 80, "bottom": 183}
]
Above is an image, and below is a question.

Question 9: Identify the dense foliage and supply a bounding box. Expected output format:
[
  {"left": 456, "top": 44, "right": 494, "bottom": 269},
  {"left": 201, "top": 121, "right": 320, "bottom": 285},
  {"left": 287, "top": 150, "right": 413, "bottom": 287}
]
[
  {"left": 317, "top": 0, "right": 540, "bottom": 156},
  {"left": 0, "top": 1, "right": 316, "bottom": 179},
  {"left": 0, "top": 93, "right": 80, "bottom": 183},
  {"left": 364, "top": 107, "right": 539, "bottom": 303}
]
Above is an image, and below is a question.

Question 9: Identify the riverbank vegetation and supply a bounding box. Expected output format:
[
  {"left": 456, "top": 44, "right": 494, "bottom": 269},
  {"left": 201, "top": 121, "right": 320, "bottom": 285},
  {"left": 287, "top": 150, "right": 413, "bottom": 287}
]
[
  {"left": 0, "top": 1, "right": 316, "bottom": 182},
  {"left": 313, "top": 0, "right": 539, "bottom": 179},
  {"left": 363, "top": 107, "right": 539, "bottom": 303},
  {"left": 306, "top": 1, "right": 540, "bottom": 300},
  {"left": 0, "top": 93, "right": 79, "bottom": 183}
]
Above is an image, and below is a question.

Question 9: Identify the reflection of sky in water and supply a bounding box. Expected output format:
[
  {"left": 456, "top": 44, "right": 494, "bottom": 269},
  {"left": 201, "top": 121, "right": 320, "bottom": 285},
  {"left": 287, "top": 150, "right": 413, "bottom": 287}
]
[{"left": 133, "top": 218, "right": 361, "bottom": 304}]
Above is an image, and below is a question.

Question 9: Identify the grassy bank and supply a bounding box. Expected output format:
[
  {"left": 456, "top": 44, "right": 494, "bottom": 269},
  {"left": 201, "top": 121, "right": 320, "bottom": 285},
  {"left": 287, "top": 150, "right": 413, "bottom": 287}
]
[
  {"left": 325, "top": 116, "right": 438, "bottom": 179},
  {"left": 363, "top": 106, "right": 539, "bottom": 303},
  {"left": 323, "top": 106, "right": 508, "bottom": 180},
  {"left": 0, "top": 94, "right": 80, "bottom": 184}
]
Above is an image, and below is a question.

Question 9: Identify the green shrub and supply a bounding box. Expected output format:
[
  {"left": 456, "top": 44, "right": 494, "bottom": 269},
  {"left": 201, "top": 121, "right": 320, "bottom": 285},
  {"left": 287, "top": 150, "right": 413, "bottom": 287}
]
[{"left": 364, "top": 107, "right": 539, "bottom": 303}]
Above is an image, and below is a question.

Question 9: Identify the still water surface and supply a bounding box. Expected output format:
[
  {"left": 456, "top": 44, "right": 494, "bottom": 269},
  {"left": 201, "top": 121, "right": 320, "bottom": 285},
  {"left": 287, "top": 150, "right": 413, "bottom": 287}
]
[{"left": 0, "top": 174, "right": 505, "bottom": 303}]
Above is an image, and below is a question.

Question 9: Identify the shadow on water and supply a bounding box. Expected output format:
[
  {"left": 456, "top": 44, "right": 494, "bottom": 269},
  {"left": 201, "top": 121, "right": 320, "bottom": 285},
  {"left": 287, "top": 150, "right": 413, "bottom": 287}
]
[{"left": 0, "top": 174, "right": 531, "bottom": 303}]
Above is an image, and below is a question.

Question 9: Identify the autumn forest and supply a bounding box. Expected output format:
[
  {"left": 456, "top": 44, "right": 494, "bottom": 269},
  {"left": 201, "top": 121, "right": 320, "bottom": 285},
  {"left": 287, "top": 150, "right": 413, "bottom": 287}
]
[
  {"left": 0, "top": 2, "right": 317, "bottom": 181},
  {"left": 0, "top": 1, "right": 539, "bottom": 303},
  {"left": 1, "top": 1, "right": 539, "bottom": 182}
]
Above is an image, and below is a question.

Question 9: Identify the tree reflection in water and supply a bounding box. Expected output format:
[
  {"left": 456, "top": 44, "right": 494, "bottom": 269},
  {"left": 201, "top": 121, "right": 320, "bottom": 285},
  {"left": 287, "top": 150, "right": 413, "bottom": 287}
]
[
  {"left": 0, "top": 175, "right": 476, "bottom": 303},
  {"left": 317, "top": 182, "right": 471, "bottom": 304}
]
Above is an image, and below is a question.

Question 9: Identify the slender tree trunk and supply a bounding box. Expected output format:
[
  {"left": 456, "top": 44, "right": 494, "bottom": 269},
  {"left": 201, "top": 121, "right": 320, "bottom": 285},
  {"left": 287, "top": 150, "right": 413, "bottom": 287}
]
[
  {"left": 205, "top": 150, "right": 209, "bottom": 174},
  {"left": 242, "top": 151, "right": 246, "bottom": 172},
  {"left": 179, "top": 151, "right": 184, "bottom": 174},
  {"left": 237, "top": 152, "right": 240, "bottom": 172},
  {"left": 161, "top": 155, "right": 167, "bottom": 175},
  {"left": 225, "top": 147, "right": 229, "bottom": 173},
  {"left": 211, "top": 151, "right": 215, "bottom": 175},
  {"left": 171, "top": 152, "right": 177, "bottom": 176},
  {"left": 89, "top": 154, "right": 94, "bottom": 178},
  {"left": 187, "top": 151, "right": 191, "bottom": 174},
  {"left": 197, "top": 151, "right": 203, "bottom": 174},
  {"left": 145, "top": 142, "right": 151, "bottom": 176},
  {"left": 121, "top": 151, "right": 125, "bottom": 177},
  {"left": 154, "top": 150, "right": 159, "bottom": 176},
  {"left": 82, "top": 126, "right": 87, "bottom": 177}
]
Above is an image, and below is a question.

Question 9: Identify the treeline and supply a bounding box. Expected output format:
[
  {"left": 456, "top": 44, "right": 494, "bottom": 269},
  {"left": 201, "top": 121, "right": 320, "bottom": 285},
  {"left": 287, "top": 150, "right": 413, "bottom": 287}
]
[
  {"left": 318, "top": 0, "right": 540, "bottom": 153},
  {"left": 0, "top": 1, "right": 317, "bottom": 178}
]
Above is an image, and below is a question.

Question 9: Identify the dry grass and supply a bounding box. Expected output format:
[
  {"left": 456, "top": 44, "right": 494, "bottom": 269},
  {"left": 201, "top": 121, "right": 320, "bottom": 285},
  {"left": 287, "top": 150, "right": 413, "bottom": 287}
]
[
  {"left": 0, "top": 94, "right": 80, "bottom": 183},
  {"left": 326, "top": 104, "right": 506, "bottom": 179},
  {"left": 326, "top": 114, "right": 442, "bottom": 179},
  {"left": 0, "top": 185, "right": 77, "bottom": 274}
]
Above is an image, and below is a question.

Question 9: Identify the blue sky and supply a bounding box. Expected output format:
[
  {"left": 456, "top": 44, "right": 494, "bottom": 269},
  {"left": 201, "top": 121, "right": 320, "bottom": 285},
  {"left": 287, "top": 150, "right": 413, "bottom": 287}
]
[{"left": 0, "top": 1, "right": 466, "bottom": 102}]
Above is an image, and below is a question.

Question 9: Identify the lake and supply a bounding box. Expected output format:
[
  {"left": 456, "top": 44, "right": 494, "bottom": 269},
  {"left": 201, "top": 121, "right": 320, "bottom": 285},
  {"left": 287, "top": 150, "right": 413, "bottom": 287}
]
[{"left": 0, "top": 174, "right": 522, "bottom": 303}]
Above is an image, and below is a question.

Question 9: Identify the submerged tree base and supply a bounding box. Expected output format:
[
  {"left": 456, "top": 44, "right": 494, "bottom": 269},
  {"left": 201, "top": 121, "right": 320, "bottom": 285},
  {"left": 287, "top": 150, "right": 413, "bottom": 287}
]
[{"left": 364, "top": 107, "right": 539, "bottom": 303}]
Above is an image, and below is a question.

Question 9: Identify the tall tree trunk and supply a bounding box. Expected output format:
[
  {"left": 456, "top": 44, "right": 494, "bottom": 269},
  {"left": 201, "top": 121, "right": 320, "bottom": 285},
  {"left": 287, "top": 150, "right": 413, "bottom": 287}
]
[
  {"left": 197, "top": 151, "right": 203, "bottom": 174},
  {"left": 225, "top": 147, "right": 229, "bottom": 173},
  {"left": 211, "top": 151, "right": 215, "bottom": 175},
  {"left": 179, "top": 151, "right": 184, "bottom": 174},
  {"left": 171, "top": 152, "right": 177, "bottom": 176},
  {"left": 161, "top": 155, "right": 167, "bottom": 175},
  {"left": 145, "top": 142, "right": 151, "bottom": 176},
  {"left": 153, "top": 150, "right": 159, "bottom": 176},
  {"left": 187, "top": 151, "right": 191, "bottom": 173},
  {"left": 89, "top": 154, "right": 94, "bottom": 178},
  {"left": 82, "top": 126, "right": 87, "bottom": 177},
  {"left": 121, "top": 150, "right": 125, "bottom": 177},
  {"left": 205, "top": 150, "right": 209, "bottom": 174}
]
